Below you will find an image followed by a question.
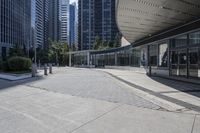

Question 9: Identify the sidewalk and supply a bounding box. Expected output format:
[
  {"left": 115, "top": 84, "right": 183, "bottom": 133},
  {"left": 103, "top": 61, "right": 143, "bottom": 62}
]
[
  {"left": 98, "top": 69, "right": 200, "bottom": 114},
  {"left": 0, "top": 85, "right": 199, "bottom": 133},
  {"left": 0, "top": 67, "right": 199, "bottom": 133}
]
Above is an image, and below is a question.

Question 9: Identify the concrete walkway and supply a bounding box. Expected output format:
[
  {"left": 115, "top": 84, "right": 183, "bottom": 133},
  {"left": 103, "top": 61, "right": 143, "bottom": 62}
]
[
  {"left": 98, "top": 69, "right": 200, "bottom": 114},
  {"left": 0, "top": 67, "right": 199, "bottom": 133}
]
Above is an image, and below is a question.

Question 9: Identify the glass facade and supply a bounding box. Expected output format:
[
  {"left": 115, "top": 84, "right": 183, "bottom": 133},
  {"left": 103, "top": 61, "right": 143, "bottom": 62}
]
[
  {"left": 69, "top": 4, "right": 76, "bottom": 47},
  {"left": 31, "top": 0, "right": 46, "bottom": 49},
  {"left": 71, "top": 30, "right": 200, "bottom": 80},
  {"left": 78, "top": 0, "right": 119, "bottom": 50},
  {"left": 170, "top": 31, "right": 200, "bottom": 78},
  {"left": 149, "top": 44, "right": 158, "bottom": 67},
  {"left": 159, "top": 43, "right": 168, "bottom": 67},
  {"left": 60, "top": 0, "right": 69, "bottom": 43},
  {"left": 48, "top": 0, "right": 60, "bottom": 42},
  {"left": 71, "top": 52, "right": 88, "bottom": 66},
  {"left": 0, "top": 0, "right": 31, "bottom": 59}
]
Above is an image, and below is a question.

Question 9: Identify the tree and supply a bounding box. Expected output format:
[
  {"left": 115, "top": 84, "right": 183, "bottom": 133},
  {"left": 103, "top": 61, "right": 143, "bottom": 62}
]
[
  {"left": 114, "top": 33, "right": 122, "bottom": 48},
  {"left": 93, "top": 36, "right": 102, "bottom": 50},
  {"left": 37, "top": 48, "right": 49, "bottom": 64},
  {"left": 72, "top": 44, "right": 78, "bottom": 51},
  {"left": 108, "top": 41, "right": 114, "bottom": 48},
  {"left": 48, "top": 41, "right": 69, "bottom": 66}
]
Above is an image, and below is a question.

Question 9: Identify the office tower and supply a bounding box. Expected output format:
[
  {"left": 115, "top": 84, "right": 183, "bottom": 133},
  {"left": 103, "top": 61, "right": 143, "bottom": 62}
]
[
  {"left": 31, "top": 0, "right": 49, "bottom": 50},
  {"left": 78, "top": 0, "right": 119, "bottom": 50},
  {"left": 78, "top": 0, "right": 95, "bottom": 50},
  {"left": 0, "top": 0, "right": 31, "bottom": 60},
  {"left": 48, "top": 0, "right": 61, "bottom": 42},
  {"left": 69, "top": 2, "right": 78, "bottom": 48},
  {"left": 95, "top": 0, "right": 119, "bottom": 42},
  {"left": 60, "top": 0, "right": 70, "bottom": 43},
  {"left": 31, "top": 0, "right": 45, "bottom": 50},
  {"left": 43, "top": 0, "right": 49, "bottom": 50}
]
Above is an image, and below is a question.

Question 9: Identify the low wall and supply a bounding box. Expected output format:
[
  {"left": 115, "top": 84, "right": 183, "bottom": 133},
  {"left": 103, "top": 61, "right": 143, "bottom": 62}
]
[
  {"left": 105, "top": 66, "right": 148, "bottom": 74},
  {"left": 105, "top": 66, "right": 170, "bottom": 77}
]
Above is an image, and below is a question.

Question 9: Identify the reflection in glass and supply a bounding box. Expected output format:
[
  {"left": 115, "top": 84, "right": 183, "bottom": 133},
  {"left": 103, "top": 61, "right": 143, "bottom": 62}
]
[
  {"left": 159, "top": 43, "right": 168, "bottom": 67},
  {"left": 130, "top": 49, "right": 140, "bottom": 67},
  {"left": 171, "top": 51, "right": 178, "bottom": 64},
  {"left": 179, "top": 50, "right": 187, "bottom": 76},
  {"left": 189, "top": 48, "right": 199, "bottom": 78},
  {"left": 171, "top": 51, "right": 178, "bottom": 76},
  {"left": 149, "top": 44, "right": 158, "bottom": 66},
  {"left": 189, "top": 31, "right": 200, "bottom": 45},
  {"left": 117, "top": 50, "right": 130, "bottom": 66},
  {"left": 171, "top": 35, "right": 187, "bottom": 48}
]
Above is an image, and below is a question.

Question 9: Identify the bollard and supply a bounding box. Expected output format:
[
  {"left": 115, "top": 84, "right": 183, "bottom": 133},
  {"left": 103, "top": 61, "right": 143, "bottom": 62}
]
[
  {"left": 32, "top": 64, "right": 36, "bottom": 77},
  {"left": 38, "top": 60, "right": 41, "bottom": 69},
  {"left": 44, "top": 64, "right": 48, "bottom": 76},
  {"left": 49, "top": 63, "right": 52, "bottom": 74}
]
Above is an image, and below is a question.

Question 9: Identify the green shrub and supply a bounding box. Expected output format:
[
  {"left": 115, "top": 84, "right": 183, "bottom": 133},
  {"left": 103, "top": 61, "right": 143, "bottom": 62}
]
[
  {"left": 7, "top": 56, "right": 32, "bottom": 71},
  {"left": 2, "top": 61, "right": 9, "bottom": 71}
]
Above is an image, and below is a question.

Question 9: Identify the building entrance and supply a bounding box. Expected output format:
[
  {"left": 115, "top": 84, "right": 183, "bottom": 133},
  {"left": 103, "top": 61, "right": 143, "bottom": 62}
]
[
  {"left": 170, "top": 47, "right": 200, "bottom": 79},
  {"left": 170, "top": 49, "right": 187, "bottom": 77},
  {"left": 189, "top": 48, "right": 199, "bottom": 78}
]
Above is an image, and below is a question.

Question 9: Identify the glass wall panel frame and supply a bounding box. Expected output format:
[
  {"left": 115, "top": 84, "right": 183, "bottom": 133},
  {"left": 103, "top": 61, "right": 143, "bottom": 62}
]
[{"left": 169, "top": 30, "right": 200, "bottom": 79}]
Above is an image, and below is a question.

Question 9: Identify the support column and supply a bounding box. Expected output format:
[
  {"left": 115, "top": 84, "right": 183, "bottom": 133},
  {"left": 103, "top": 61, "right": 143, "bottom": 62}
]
[
  {"left": 115, "top": 52, "right": 117, "bottom": 66},
  {"left": 87, "top": 52, "right": 90, "bottom": 66},
  {"left": 69, "top": 53, "right": 72, "bottom": 67}
]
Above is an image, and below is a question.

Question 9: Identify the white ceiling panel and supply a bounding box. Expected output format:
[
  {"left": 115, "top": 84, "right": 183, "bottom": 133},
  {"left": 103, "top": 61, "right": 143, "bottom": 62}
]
[{"left": 116, "top": 0, "right": 200, "bottom": 43}]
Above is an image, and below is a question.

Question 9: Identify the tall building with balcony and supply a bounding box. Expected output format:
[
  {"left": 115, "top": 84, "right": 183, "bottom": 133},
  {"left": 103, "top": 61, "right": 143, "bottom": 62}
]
[
  {"left": 78, "top": 0, "right": 119, "bottom": 50},
  {"left": 43, "top": 0, "right": 49, "bottom": 50},
  {"left": 31, "top": 0, "right": 44, "bottom": 49},
  {"left": 31, "top": 0, "right": 49, "bottom": 50},
  {"left": 60, "top": 0, "right": 70, "bottom": 43},
  {"left": 0, "top": 0, "right": 31, "bottom": 60}
]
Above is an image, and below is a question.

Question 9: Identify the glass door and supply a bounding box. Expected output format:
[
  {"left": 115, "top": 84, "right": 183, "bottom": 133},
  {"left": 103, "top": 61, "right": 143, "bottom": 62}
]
[
  {"left": 171, "top": 50, "right": 178, "bottom": 76},
  {"left": 179, "top": 49, "right": 187, "bottom": 76},
  {"left": 188, "top": 48, "right": 199, "bottom": 78},
  {"left": 170, "top": 49, "right": 187, "bottom": 77}
]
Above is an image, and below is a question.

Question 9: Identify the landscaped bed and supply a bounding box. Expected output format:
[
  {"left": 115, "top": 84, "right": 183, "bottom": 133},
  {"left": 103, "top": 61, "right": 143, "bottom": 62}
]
[{"left": 0, "top": 56, "right": 33, "bottom": 80}]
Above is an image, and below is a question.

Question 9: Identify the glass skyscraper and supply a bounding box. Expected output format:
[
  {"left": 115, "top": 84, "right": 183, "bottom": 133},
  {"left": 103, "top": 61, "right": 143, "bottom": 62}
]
[
  {"left": 60, "top": 0, "right": 70, "bottom": 43},
  {"left": 78, "top": 0, "right": 95, "bottom": 50},
  {"left": 48, "top": 0, "right": 61, "bottom": 42},
  {"left": 78, "top": 0, "right": 119, "bottom": 50},
  {"left": 31, "top": 0, "right": 49, "bottom": 50},
  {"left": 69, "top": 3, "right": 78, "bottom": 47},
  {"left": 0, "top": 0, "right": 31, "bottom": 60}
]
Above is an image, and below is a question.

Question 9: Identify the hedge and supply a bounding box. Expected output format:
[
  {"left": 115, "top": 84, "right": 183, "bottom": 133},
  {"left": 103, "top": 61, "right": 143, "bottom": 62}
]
[{"left": 7, "top": 56, "right": 32, "bottom": 71}]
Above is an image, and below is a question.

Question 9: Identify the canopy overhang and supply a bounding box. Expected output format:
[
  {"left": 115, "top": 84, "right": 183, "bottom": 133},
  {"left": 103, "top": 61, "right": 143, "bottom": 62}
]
[{"left": 116, "top": 0, "right": 200, "bottom": 43}]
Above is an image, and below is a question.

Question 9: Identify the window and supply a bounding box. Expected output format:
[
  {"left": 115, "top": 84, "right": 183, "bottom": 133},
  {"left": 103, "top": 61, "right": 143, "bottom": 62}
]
[
  {"left": 149, "top": 44, "right": 158, "bottom": 66},
  {"left": 171, "top": 51, "right": 178, "bottom": 64},
  {"left": 2, "top": 47, "right": 7, "bottom": 61},
  {"left": 189, "top": 31, "right": 200, "bottom": 45},
  {"left": 171, "top": 35, "right": 187, "bottom": 48},
  {"left": 159, "top": 43, "right": 168, "bottom": 67},
  {"left": 130, "top": 49, "right": 140, "bottom": 67}
]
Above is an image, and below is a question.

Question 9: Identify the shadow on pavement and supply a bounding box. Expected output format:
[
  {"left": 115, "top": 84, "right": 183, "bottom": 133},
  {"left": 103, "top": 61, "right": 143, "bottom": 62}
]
[
  {"left": 149, "top": 76, "right": 200, "bottom": 98},
  {"left": 0, "top": 76, "right": 45, "bottom": 91}
]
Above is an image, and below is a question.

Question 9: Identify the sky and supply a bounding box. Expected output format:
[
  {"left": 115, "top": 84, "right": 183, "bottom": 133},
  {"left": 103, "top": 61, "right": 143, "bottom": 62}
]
[{"left": 70, "top": 0, "right": 77, "bottom": 4}]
